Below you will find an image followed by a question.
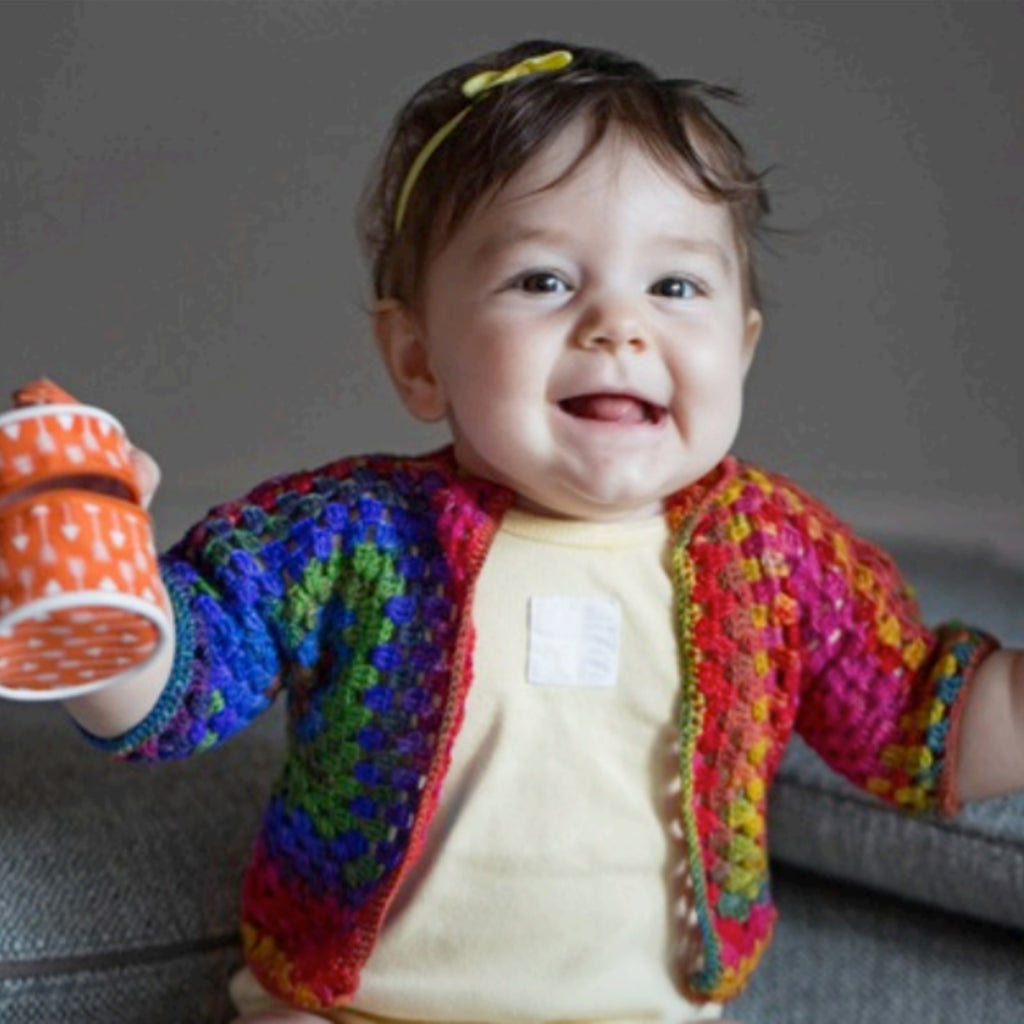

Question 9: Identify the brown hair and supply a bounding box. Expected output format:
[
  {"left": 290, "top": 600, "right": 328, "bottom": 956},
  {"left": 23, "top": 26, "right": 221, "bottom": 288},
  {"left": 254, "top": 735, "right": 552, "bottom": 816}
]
[{"left": 359, "top": 40, "right": 769, "bottom": 307}]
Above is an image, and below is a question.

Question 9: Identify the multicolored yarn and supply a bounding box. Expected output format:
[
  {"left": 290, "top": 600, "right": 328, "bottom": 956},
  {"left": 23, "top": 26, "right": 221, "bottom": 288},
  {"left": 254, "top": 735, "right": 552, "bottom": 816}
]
[
  {"left": 89, "top": 449, "right": 998, "bottom": 1009},
  {"left": 664, "top": 464, "right": 996, "bottom": 998}
]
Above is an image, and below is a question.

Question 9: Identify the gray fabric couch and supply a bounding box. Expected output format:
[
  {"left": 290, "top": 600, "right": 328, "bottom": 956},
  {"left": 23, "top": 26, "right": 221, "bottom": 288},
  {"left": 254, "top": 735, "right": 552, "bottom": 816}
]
[{"left": 2, "top": 539, "right": 1023, "bottom": 1024}]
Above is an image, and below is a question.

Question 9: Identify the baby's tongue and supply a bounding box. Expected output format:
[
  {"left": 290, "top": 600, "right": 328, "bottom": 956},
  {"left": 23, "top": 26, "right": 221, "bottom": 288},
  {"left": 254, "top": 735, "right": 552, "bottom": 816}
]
[{"left": 563, "top": 394, "right": 647, "bottom": 424}]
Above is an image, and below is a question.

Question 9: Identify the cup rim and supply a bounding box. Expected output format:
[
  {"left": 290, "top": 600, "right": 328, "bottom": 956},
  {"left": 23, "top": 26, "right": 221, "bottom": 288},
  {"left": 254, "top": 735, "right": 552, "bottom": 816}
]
[
  {"left": 0, "top": 484, "right": 149, "bottom": 522},
  {"left": 0, "top": 402, "right": 127, "bottom": 434},
  {"left": 0, "top": 591, "right": 170, "bottom": 702}
]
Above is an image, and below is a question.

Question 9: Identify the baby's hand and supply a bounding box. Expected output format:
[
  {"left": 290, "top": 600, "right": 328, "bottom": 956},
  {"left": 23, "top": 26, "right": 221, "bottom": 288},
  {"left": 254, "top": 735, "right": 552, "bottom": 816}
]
[{"left": 129, "top": 446, "right": 161, "bottom": 511}]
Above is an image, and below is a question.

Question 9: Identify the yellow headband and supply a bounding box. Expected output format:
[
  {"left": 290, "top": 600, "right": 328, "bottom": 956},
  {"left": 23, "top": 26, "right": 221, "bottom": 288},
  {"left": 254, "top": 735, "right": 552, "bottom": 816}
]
[{"left": 393, "top": 49, "right": 574, "bottom": 233}]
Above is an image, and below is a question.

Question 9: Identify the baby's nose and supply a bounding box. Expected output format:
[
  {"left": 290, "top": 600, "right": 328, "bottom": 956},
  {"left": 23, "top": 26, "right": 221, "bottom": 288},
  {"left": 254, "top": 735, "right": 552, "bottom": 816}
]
[{"left": 573, "top": 296, "right": 648, "bottom": 351}]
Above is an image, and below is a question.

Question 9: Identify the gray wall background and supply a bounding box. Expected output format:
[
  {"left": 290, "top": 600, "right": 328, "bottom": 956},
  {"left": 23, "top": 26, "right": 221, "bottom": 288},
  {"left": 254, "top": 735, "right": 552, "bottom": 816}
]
[{"left": 2, "top": 1, "right": 1021, "bottom": 556}]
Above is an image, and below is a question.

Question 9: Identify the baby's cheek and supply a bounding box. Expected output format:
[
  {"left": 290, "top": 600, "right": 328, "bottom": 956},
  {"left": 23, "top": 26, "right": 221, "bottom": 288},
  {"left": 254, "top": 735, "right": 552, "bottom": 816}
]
[{"left": 685, "top": 356, "right": 746, "bottom": 406}]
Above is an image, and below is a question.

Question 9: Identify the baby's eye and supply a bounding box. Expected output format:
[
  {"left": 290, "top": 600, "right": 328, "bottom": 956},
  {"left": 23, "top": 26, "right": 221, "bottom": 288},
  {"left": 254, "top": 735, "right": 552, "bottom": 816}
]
[
  {"left": 650, "top": 277, "right": 702, "bottom": 299},
  {"left": 513, "top": 271, "right": 570, "bottom": 294}
]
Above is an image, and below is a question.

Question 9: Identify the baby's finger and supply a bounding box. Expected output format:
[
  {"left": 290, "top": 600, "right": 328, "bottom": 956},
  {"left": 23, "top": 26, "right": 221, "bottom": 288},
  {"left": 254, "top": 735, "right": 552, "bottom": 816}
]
[{"left": 130, "top": 446, "right": 161, "bottom": 510}]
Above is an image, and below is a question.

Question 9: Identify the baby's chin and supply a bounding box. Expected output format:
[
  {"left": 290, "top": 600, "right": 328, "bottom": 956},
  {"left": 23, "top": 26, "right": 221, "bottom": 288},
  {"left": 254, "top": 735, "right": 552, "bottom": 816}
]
[
  {"left": 450, "top": 438, "right": 710, "bottom": 522},
  {"left": 509, "top": 479, "right": 674, "bottom": 523},
  {"left": 540, "top": 458, "right": 727, "bottom": 521}
]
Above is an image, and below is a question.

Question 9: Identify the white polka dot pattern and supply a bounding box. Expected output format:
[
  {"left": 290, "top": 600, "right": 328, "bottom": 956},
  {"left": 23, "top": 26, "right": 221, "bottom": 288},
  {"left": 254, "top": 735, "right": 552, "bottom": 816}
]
[{"left": 0, "top": 489, "right": 169, "bottom": 698}]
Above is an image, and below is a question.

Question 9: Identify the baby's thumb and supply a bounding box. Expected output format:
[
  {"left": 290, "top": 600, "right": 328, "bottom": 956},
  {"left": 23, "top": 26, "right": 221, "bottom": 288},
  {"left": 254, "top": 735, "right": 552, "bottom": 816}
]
[{"left": 130, "top": 446, "right": 161, "bottom": 510}]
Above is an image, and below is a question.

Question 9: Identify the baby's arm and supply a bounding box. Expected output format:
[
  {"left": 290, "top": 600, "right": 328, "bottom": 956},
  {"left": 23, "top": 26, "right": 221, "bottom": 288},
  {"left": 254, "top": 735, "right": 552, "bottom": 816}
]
[
  {"left": 60, "top": 443, "right": 291, "bottom": 757},
  {"left": 956, "top": 648, "right": 1024, "bottom": 802}
]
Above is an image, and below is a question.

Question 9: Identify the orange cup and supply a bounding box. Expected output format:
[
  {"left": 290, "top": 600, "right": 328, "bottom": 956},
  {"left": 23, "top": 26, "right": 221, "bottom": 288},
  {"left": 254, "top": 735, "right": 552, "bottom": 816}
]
[
  {"left": 0, "top": 383, "right": 170, "bottom": 701},
  {"left": 0, "top": 402, "right": 141, "bottom": 503}
]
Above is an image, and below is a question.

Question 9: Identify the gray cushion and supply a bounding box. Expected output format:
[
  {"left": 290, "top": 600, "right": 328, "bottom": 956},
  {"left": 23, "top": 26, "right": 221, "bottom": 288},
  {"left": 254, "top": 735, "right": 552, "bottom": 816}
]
[
  {"left": 0, "top": 704, "right": 282, "bottom": 1022},
  {"left": 732, "top": 864, "right": 1024, "bottom": 1024}
]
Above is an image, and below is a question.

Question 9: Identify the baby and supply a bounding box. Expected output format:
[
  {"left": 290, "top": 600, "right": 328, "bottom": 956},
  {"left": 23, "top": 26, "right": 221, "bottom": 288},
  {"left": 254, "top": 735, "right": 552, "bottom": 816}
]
[{"left": 47, "top": 39, "right": 1024, "bottom": 1024}]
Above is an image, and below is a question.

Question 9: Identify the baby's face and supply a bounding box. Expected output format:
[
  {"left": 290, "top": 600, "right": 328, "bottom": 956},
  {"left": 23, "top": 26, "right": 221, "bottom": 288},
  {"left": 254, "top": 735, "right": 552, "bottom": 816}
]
[{"left": 379, "top": 121, "right": 762, "bottom": 521}]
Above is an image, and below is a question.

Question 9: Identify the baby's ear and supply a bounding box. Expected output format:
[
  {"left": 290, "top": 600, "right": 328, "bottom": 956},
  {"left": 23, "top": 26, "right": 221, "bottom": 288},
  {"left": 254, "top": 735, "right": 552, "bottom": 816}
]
[
  {"left": 742, "top": 306, "right": 763, "bottom": 375},
  {"left": 373, "top": 299, "right": 448, "bottom": 422}
]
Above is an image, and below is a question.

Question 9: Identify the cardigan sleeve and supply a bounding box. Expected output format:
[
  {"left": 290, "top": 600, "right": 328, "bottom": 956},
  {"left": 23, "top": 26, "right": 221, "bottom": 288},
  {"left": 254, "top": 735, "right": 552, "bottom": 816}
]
[
  {"left": 771, "top": 477, "right": 999, "bottom": 816},
  {"left": 84, "top": 466, "right": 357, "bottom": 762}
]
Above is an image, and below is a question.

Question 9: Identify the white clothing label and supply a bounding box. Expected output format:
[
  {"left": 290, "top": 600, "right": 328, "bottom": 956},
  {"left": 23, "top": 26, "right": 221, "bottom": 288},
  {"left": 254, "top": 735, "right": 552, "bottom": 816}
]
[{"left": 527, "top": 595, "right": 621, "bottom": 688}]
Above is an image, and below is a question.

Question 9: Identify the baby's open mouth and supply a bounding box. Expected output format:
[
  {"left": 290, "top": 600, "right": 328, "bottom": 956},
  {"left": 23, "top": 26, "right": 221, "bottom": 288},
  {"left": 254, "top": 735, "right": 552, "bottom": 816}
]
[{"left": 558, "top": 394, "right": 667, "bottom": 425}]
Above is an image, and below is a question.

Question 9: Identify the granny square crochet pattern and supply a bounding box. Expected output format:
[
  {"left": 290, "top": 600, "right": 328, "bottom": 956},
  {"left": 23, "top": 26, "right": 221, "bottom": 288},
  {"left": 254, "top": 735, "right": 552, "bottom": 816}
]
[{"left": 88, "top": 449, "right": 998, "bottom": 1008}]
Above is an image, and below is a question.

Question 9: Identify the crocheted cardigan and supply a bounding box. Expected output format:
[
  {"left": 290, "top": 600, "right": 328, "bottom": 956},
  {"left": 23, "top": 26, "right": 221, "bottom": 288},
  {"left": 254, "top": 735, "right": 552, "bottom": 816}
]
[{"left": 93, "top": 448, "right": 998, "bottom": 1009}]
